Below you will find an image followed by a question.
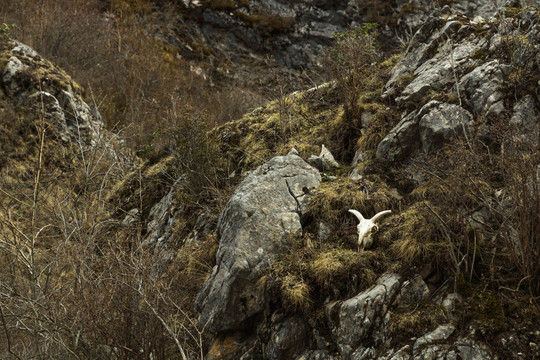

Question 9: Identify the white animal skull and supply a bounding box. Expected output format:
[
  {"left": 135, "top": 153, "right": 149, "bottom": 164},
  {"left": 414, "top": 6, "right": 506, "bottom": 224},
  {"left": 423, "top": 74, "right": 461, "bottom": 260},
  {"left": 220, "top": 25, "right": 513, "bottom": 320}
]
[{"left": 349, "top": 209, "right": 392, "bottom": 251}]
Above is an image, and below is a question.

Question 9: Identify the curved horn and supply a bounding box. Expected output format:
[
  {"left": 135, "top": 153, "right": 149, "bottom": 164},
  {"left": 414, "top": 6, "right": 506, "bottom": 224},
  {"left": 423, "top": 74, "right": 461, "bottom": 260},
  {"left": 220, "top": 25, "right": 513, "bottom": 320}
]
[
  {"left": 348, "top": 209, "right": 365, "bottom": 222},
  {"left": 370, "top": 210, "right": 392, "bottom": 223}
]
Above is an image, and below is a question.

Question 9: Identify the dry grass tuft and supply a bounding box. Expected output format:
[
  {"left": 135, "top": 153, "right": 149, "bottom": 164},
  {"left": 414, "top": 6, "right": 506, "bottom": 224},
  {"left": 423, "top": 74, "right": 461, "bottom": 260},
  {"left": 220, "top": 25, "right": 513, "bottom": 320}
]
[{"left": 280, "top": 273, "right": 312, "bottom": 311}]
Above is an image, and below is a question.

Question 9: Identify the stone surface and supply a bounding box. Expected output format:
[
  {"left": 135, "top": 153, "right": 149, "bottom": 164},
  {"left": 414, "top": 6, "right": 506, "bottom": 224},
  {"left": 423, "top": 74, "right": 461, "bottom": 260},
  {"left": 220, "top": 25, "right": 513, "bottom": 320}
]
[
  {"left": 441, "top": 293, "right": 463, "bottom": 321},
  {"left": 395, "top": 24, "right": 488, "bottom": 104},
  {"left": 308, "top": 145, "right": 340, "bottom": 172},
  {"left": 395, "top": 275, "right": 430, "bottom": 307},
  {"left": 144, "top": 176, "right": 185, "bottom": 247},
  {"left": 307, "top": 155, "right": 326, "bottom": 172},
  {"left": 329, "top": 273, "right": 402, "bottom": 360},
  {"left": 319, "top": 144, "right": 340, "bottom": 170},
  {"left": 1, "top": 40, "right": 103, "bottom": 146},
  {"left": 418, "top": 101, "right": 473, "bottom": 154},
  {"left": 510, "top": 94, "right": 539, "bottom": 147},
  {"left": 459, "top": 60, "right": 507, "bottom": 117},
  {"left": 376, "top": 110, "right": 420, "bottom": 162},
  {"left": 454, "top": 338, "right": 493, "bottom": 360},
  {"left": 385, "top": 15, "right": 489, "bottom": 104},
  {"left": 377, "top": 101, "right": 473, "bottom": 161},
  {"left": 413, "top": 324, "right": 456, "bottom": 354},
  {"left": 195, "top": 150, "right": 320, "bottom": 333},
  {"left": 264, "top": 313, "right": 309, "bottom": 360}
]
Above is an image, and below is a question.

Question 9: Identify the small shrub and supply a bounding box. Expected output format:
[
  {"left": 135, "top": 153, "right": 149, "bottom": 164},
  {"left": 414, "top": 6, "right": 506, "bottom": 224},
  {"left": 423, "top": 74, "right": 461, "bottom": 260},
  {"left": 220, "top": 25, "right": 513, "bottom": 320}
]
[
  {"left": 325, "top": 24, "right": 381, "bottom": 121},
  {"left": 0, "top": 22, "right": 15, "bottom": 39}
]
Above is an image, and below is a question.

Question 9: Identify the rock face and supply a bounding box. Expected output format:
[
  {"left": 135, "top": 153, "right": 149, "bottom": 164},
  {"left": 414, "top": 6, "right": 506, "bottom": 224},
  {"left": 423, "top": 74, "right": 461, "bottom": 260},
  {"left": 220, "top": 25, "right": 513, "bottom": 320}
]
[
  {"left": 142, "top": 175, "right": 191, "bottom": 248},
  {"left": 459, "top": 60, "right": 507, "bottom": 117},
  {"left": 1, "top": 40, "right": 102, "bottom": 146},
  {"left": 325, "top": 273, "right": 495, "bottom": 360},
  {"left": 329, "top": 273, "right": 402, "bottom": 359},
  {"left": 385, "top": 17, "right": 489, "bottom": 103},
  {"left": 193, "top": 3, "right": 540, "bottom": 359},
  {"left": 264, "top": 313, "right": 309, "bottom": 360},
  {"left": 377, "top": 101, "right": 473, "bottom": 162},
  {"left": 510, "top": 94, "right": 539, "bottom": 147},
  {"left": 195, "top": 149, "right": 321, "bottom": 334},
  {"left": 378, "top": 5, "right": 540, "bottom": 163},
  {"left": 171, "top": 1, "right": 363, "bottom": 70}
]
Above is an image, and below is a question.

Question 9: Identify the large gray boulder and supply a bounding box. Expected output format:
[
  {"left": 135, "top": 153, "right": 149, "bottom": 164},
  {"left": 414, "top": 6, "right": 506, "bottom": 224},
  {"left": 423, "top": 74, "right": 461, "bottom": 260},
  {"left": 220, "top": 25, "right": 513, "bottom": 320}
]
[{"left": 195, "top": 149, "right": 321, "bottom": 334}]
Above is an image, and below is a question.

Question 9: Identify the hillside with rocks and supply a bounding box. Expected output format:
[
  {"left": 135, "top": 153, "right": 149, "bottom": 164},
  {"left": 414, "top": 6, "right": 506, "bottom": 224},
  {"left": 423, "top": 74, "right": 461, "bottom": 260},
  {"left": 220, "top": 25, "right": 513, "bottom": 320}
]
[{"left": 0, "top": 0, "right": 539, "bottom": 359}]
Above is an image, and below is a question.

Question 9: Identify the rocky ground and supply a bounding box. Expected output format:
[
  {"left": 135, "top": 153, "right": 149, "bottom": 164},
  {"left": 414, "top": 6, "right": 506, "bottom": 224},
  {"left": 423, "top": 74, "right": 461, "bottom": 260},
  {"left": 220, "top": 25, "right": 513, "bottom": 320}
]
[{"left": 0, "top": 0, "right": 539, "bottom": 359}]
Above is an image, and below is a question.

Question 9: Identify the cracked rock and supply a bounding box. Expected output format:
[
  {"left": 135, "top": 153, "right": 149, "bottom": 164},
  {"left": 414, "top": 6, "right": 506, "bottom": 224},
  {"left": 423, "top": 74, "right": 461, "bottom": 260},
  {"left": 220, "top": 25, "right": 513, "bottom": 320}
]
[
  {"left": 377, "top": 101, "right": 473, "bottom": 162},
  {"left": 328, "top": 273, "right": 402, "bottom": 360},
  {"left": 195, "top": 151, "right": 320, "bottom": 334}
]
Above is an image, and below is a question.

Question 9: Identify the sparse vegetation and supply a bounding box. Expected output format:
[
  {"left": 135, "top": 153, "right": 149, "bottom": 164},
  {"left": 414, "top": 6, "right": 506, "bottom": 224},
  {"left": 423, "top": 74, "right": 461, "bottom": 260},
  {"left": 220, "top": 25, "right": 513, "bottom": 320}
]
[
  {"left": 0, "top": 23, "right": 14, "bottom": 39},
  {"left": 0, "top": 0, "right": 539, "bottom": 358},
  {"left": 325, "top": 24, "right": 381, "bottom": 121}
]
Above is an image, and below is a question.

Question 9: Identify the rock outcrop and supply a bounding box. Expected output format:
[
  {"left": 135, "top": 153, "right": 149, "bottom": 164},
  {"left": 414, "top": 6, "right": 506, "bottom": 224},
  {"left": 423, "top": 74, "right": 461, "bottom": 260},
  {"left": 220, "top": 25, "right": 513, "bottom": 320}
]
[
  {"left": 195, "top": 149, "right": 321, "bottom": 334},
  {"left": 195, "top": 4, "right": 540, "bottom": 359},
  {"left": 376, "top": 101, "right": 473, "bottom": 162},
  {"left": 329, "top": 273, "right": 402, "bottom": 359},
  {"left": 325, "top": 273, "right": 495, "bottom": 360},
  {"left": 377, "top": 6, "right": 540, "bottom": 164},
  {"left": 1, "top": 40, "right": 103, "bottom": 146}
]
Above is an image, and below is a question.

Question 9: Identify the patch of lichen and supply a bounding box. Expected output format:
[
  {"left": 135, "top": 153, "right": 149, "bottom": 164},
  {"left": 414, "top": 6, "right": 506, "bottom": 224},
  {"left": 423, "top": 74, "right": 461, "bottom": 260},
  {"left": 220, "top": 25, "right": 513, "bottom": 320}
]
[{"left": 388, "top": 302, "right": 448, "bottom": 346}]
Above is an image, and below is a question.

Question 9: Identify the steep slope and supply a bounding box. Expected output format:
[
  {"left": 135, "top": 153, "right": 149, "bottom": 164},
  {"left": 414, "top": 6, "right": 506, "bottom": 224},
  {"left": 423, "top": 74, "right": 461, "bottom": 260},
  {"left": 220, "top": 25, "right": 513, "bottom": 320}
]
[
  {"left": 0, "top": 1, "right": 539, "bottom": 360},
  {"left": 190, "top": 3, "right": 540, "bottom": 360}
]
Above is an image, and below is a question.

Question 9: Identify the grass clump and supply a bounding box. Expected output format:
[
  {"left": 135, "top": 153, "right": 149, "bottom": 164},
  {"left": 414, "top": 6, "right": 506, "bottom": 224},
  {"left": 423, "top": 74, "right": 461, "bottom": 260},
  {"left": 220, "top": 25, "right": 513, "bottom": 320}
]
[
  {"left": 280, "top": 273, "right": 312, "bottom": 311},
  {"left": 308, "top": 248, "right": 378, "bottom": 289},
  {"left": 309, "top": 176, "right": 397, "bottom": 229},
  {"left": 385, "top": 204, "right": 447, "bottom": 266}
]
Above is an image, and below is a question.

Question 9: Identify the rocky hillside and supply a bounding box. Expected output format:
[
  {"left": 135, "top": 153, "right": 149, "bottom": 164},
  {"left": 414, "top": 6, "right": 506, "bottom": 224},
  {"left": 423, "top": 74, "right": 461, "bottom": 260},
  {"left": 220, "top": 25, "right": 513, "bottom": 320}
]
[{"left": 0, "top": 0, "right": 539, "bottom": 359}]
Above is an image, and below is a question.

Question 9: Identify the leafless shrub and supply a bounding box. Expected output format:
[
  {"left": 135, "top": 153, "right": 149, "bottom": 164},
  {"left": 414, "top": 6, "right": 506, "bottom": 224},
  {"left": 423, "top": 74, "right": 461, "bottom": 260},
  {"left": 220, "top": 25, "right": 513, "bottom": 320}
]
[
  {"left": 324, "top": 23, "right": 381, "bottom": 121},
  {"left": 413, "top": 118, "right": 539, "bottom": 295},
  {"left": 0, "top": 95, "right": 212, "bottom": 358}
]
